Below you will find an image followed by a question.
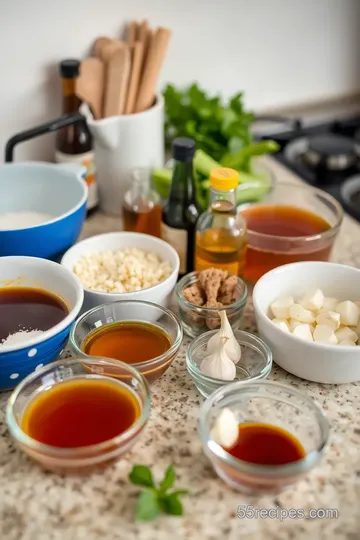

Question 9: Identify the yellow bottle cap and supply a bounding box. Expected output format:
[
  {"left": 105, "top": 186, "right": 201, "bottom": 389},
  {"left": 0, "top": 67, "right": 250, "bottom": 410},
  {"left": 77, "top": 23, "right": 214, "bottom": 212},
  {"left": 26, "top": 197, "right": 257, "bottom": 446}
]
[{"left": 209, "top": 168, "right": 239, "bottom": 191}]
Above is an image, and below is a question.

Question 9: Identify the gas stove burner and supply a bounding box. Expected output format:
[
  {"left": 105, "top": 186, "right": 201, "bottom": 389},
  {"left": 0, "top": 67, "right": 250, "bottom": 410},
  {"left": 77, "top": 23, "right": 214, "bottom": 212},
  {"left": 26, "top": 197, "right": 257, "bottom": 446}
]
[
  {"left": 304, "top": 134, "right": 357, "bottom": 171},
  {"left": 284, "top": 134, "right": 358, "bottom": 176}
]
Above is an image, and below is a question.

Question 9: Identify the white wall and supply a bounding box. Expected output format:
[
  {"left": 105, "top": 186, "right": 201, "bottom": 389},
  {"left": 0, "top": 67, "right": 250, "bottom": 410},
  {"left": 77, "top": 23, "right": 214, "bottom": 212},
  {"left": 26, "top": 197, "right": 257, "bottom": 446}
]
[{"left": 1, "top": 0, "right": 360, "bottom": 162}]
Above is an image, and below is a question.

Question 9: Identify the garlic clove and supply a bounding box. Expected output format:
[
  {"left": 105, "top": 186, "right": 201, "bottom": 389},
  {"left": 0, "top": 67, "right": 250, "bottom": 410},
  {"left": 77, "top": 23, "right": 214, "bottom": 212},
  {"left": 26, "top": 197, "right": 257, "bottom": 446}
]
[
  {"left": 270, "top": 296, "right": 294, "bottom": 319},
  {"left": 313, "top": 325, "right": 338, "bottom": 344},
  {"left": 292, "top": 323, "right": 314, "bottom": 342},
  {"left": 289, "top": 304, "right": 315, "bottom": 324},
  {"left": 335, "top": 301, "right": 360, "bottom": 327},
  {"left": 206, "top": 310, "right": 241, "bottom": 364},
  {"left": 272, "top": 318, "right": 290, "bottom": 332},
  {"left": 210, "top": 408, "right": 238, "bottom": 449},
  {"left": 299, "top": 288, "right": 324, "bottom": 311},
  {"left": 315, "top": 310, "right": 341, "bottom": 331},
  {"left": 201, "top": 337, "right": 237, "bottom": 381},
  {"left": 339, "top": 339, "right": 356, "bottom": 346},
  {"left": 335, "top": 326, "right": 358, "bottom": 343},
  {"left": 321, "top": 297, "right": 339, "bottom": 311}
]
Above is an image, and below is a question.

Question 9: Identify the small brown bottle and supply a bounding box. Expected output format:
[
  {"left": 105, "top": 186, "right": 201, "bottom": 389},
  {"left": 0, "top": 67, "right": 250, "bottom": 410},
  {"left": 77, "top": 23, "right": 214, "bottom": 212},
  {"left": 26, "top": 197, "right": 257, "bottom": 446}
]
[
  {"left": 122, "top": 169, "right": 162, "bottom": 237},
  {"left": 55, "top": 59, "right": 98, "bottom": 214}
]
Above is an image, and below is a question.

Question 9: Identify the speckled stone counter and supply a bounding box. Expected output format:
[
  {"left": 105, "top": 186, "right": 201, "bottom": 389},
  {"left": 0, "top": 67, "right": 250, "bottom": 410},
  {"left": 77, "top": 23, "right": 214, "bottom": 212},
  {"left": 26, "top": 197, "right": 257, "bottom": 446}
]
[{"left": 1, "top": 157, "right": 360, "bottom": 540}]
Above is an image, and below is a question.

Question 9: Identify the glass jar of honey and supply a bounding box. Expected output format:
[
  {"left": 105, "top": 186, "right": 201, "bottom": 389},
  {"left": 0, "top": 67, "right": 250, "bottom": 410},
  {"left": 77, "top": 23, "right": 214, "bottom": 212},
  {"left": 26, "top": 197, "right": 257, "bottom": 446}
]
[
  {"left": 122, "top": 168, "right": 162, "bottom": 237},
  {"left": 195, "top": 168, "right": 247, "bottom": 276}
]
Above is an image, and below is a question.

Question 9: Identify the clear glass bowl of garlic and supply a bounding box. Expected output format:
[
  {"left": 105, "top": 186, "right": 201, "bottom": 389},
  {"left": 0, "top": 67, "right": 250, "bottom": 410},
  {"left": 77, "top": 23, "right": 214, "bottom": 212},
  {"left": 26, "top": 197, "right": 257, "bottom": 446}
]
[{"left": 186, "top": 311, "right": 273, "bottom": 398}]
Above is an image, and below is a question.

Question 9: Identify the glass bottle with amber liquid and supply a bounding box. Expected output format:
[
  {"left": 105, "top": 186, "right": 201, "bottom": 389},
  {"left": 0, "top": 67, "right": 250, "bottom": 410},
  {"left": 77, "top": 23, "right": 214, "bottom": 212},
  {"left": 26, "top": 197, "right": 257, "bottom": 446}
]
[
  {"left": 122, "top": 168, "right": 162, "bottom": 237},
  {"left": 161, "top": 138, "right": 201, "bottom": 277},
  {"left": 55, "top": 59, "right": 98, "bottom": 215},
  {"left": 195, "top": 168, "right": 247, "bottom": 276}
]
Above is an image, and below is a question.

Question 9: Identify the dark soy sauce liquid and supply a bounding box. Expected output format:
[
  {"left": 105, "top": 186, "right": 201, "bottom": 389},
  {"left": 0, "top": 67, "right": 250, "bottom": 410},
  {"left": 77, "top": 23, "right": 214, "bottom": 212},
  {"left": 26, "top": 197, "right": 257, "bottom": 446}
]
[{"left": 0, "top": 287, "right": 68, "bottom": 341}]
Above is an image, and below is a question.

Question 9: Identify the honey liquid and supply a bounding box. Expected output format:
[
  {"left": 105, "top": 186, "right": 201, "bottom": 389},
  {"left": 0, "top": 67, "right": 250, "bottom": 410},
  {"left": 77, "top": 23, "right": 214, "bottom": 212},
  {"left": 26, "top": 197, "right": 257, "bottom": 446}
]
[
  {"left": 21, "top": 377, "right": 141, "bottom": 448},
  {"left": 122, "top": 201, "right": 162, "bottom": 238},
  {"left": 195, "top": 228, "right": 247, "bottom": 276}
]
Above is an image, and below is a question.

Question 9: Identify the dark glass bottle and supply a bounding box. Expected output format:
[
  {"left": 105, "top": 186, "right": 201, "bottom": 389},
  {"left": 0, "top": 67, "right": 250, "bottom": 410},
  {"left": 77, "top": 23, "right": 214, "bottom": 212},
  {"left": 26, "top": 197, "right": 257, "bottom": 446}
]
[
  {"left": 55, "top": 59, "right": 98, "bottom": 215},
  {"left": 161, "top": 138, "right": 201, "bottom": 277}
]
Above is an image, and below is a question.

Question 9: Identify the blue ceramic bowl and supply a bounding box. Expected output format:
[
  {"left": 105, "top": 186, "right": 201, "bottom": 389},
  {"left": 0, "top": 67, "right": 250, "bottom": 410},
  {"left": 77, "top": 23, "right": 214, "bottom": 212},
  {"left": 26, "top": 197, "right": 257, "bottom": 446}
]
[
  {"left": 0, "top": 256, "right": 84, "bottom": 391},
  {"left": 0, "top": 162, "right": 88, "bottom": 261}
]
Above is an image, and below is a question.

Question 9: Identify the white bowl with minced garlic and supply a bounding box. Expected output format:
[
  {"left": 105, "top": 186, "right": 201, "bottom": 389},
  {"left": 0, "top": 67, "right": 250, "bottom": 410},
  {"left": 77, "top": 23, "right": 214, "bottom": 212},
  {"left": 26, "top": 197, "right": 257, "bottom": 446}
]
[
  {"left": 61, "top": 232, "right": 179, "bottom": 313},
  {"left": 253, "top": 261, "right": 360, "bottom": 384}
]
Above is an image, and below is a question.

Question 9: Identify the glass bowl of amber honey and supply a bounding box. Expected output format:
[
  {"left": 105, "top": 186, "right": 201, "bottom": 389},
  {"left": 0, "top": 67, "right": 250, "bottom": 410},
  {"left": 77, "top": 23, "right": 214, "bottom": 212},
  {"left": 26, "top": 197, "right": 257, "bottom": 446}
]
[
  {"left": 240, "top": 182, "right": 343, "bottom": 283},
  {"left": 198, "top": 381, "right": 329, "bottom": 495},
  {"left": 69, "top": 300, "right": 183, "bottom": 382},
  {"left": 6, "top": 357, "right": 151, "bottom": 474}
]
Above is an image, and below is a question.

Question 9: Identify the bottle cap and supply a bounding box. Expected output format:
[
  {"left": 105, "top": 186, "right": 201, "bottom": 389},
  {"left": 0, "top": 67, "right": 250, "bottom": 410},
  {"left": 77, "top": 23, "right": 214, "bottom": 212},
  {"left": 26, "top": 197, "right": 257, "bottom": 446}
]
[
  {"left": 59, "top": 59, "right": 80, "bottom": 78},
  {"left": 210, "top": 168, "right": 239, "bottom": 191},
  {"left": 172, "top": 138, "right": 195, "bottom": 162}
]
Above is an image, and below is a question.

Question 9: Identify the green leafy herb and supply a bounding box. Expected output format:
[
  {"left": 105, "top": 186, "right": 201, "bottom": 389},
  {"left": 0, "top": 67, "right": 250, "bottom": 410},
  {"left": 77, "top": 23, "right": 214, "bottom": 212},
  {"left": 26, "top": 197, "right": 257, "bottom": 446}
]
[
  {"left": 129, "top": 464, "right": 189, "bottom": 522},
  {"left": 163, "top": 82, "right": 279, "bottom": 165}
]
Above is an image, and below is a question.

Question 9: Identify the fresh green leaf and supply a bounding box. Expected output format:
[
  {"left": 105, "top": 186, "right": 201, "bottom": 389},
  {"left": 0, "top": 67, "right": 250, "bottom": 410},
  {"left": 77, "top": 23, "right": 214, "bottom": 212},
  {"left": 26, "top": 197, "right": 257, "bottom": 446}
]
[
  {"left": 129, "top": 465, "right": 155, "bottom": 488},
  {"left": 136, "top": 489, "right": 161, "bottom": 521},
  {"left": 161, "top": 494, "right": 184, "bottom": 516},
  {"left": 159, "top": 465, "right": 176, "bottom": 493},
  {"left": 130, "top": 464, "right": 189, "bottom": 522}
]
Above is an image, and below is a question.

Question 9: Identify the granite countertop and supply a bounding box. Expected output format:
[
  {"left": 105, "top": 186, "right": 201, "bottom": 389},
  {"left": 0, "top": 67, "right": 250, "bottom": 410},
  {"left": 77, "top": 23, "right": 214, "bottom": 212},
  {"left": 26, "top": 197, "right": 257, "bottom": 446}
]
[{"left": 1, "top": 157, "right": 360, "bottom": 540}]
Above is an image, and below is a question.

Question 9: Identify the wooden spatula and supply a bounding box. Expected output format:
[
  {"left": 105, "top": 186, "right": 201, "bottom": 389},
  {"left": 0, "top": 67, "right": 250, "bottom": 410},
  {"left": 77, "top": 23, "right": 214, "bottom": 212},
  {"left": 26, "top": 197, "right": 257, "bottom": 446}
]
[
  {"left": 125, "top": 42, "right": 144, "bottom": 114},
  {"left": 127, "top": 21, "right": 139, "bottom": 45},
  {"left": 134, "top": 27, "right": 171, "bottom": 113},
  {"left": 94, "top": 36, "right": 113, "bottom": 58},
  {"left": 100, "top": 40, "right": 126, "bottom": 63},
  {"left": 103, "top": 45, "right": 131, "bottom": 117},
  {"left": 77, "top": 57, "right": 105, "bottom": 120}
]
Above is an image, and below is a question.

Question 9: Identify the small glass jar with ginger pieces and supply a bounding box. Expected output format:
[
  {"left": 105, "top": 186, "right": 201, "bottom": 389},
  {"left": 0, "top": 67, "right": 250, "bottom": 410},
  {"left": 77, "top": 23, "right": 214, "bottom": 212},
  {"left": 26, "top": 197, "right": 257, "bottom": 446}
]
[
  {"left": 195, "top": 168, "right": 247, "bottom": 276},
  {"left": 175, "top": 268, "right": 248, "bottom": 338}
]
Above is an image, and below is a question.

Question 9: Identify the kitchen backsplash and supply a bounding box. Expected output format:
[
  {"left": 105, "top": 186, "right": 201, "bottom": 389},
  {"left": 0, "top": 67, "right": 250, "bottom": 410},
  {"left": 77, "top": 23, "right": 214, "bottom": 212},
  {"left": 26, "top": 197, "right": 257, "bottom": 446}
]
[{"left": 1, "top": 0, "right": 360, "bottom": 162}]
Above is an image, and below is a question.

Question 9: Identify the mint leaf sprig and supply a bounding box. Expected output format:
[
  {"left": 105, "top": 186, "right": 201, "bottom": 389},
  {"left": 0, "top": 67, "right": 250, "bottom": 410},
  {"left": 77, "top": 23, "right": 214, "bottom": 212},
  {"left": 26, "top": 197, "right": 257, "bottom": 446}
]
[{"left": 129, "top": 464, "right": 189, "bottom": 521}]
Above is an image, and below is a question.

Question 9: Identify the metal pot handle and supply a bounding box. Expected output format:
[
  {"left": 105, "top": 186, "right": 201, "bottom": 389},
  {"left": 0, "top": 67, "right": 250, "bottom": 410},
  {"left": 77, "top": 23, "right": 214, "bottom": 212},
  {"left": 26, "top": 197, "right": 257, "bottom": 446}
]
[
  {"left": 253, "top": 114, "right": 302, "bottom": 132},
  {"left": 4, "top": 112, "right": 84, "bottom": 162}
]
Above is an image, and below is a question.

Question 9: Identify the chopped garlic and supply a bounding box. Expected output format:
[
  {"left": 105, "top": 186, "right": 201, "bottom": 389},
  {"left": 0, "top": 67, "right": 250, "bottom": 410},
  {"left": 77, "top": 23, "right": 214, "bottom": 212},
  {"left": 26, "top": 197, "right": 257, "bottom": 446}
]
[
  {"left": 335, "top": 326, "right": 358, "bottom": 343},
  {"left": 210, "top": 408, "right": 238, "bottom": 449},
  {"left": 269, "top": 288, "right": 360, "bottom": 347},
  {"left": 299, "top": 288, "right": 324, "bottom": 311},
  {"left": 335, "top": 301, "right": 360, "bottom": 327},
  {"left": 315, "top": 311, "right": 341, "bottom": 332},
  {"left": 289, "top": 304, "right": 315, "bottom": 324},
  {"left": 292, "top": 323, "right": 314, "bottom": 342},
  {"left": 270, "top": 296, "right": 294, "bottom": 319},
  {"left": 313, "top": 325, "right": 338, "bottom": 344}
]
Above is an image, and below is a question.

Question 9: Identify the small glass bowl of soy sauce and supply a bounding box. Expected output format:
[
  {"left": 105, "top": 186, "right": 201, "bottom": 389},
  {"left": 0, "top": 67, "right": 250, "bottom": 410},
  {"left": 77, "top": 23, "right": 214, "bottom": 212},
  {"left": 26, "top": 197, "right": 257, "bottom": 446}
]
[
  {"left": 6, "top": 357, "right": 151, "bottom": 475},
  {"left": 198, "top": 380, "right": 329, "bottom": 495}
]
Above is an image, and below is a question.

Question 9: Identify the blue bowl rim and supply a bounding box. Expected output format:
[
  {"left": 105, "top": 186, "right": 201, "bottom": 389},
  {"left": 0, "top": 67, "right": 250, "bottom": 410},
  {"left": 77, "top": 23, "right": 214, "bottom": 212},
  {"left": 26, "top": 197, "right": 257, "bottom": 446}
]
[
  {"left": 0, "top": 162, "right": 87, "bottom": 232},
  {"left": 0, "top": 256, "right": 84, "bottom": 354}
]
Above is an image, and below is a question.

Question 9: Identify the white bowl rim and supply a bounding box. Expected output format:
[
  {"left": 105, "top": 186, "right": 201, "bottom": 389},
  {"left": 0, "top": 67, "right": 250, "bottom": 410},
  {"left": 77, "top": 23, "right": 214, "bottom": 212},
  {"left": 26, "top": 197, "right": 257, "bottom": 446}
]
[
  {"left": 61, "top": 231, "right": 180, "bottom": 297},
  {"left": 253, "top": 261, "right": 360, "bottom": 352},
  {"left": 0, "top": 256, "right": 84, "bottom": 353},
  {"left": 0, "top": 162, "right": 88, "bottom": 232}
]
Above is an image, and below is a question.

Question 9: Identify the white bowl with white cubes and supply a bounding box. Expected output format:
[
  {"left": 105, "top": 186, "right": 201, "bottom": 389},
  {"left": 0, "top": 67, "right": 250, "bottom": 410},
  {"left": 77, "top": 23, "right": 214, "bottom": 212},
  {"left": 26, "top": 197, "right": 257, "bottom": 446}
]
[{"left": 252, "top": 261, "right": 360, "bottom": 384}]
